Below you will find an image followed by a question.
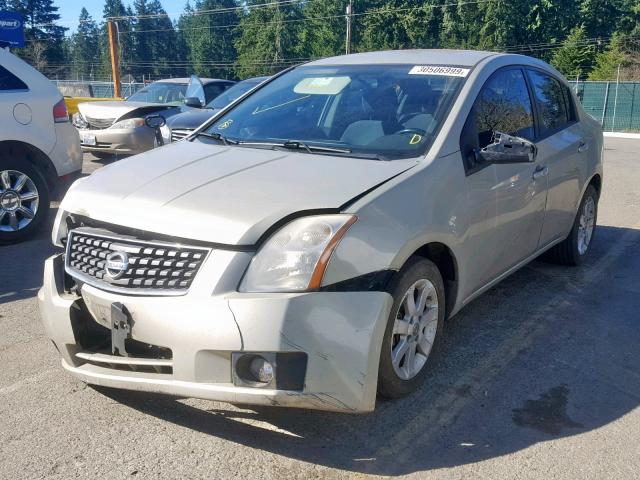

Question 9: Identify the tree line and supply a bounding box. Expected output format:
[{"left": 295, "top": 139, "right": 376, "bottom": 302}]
[{"left": 2, "top": 0, "right": 640, "bottom": 82}]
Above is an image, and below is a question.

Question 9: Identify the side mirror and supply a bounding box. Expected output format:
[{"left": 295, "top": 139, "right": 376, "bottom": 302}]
[
  {"left": 476, "top": 132, "right": 536, "bottom": 164},
  {"left": 184, "top": 97, "right": 203, "bottom": 108},
  {"left": 145, "top": 114, "right": 166, "bottom": 129}
]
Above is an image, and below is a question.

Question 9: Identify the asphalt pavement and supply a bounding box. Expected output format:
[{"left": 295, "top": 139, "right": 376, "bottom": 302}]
[{"left": 1, "top": 138, "right": 639, "bottom": 479}]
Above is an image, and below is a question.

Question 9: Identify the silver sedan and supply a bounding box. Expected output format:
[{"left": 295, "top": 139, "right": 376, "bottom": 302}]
[{"left": 41, "top": 49, "right": 602, "bottom": 412}]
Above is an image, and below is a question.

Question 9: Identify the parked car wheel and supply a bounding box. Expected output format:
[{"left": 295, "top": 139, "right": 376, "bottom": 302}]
[
  {"left": 378, "top": 257, "right": 445, "bottom": 399},
  {"left": 546, "top": 185, "right": 598, "bottom": 265},
  {"left": 0, "top": 157, "right": 50, "bottom": 244}
]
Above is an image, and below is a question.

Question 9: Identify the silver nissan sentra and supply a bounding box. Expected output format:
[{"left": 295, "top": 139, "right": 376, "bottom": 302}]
[{"left": 39, "top": 50, "right": 602, "bottom": 412}]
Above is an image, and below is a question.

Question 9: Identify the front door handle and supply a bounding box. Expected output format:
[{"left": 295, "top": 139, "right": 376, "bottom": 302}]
[
  {"left": 533, "top": 165, "right": 548, "bottom": 180},
  {"left": 578, "top": 140, "right": 589, "bottom": 153}
]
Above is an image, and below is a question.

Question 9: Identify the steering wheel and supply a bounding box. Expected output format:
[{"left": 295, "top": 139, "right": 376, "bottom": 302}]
[{"left": 394, "top": 127, "right": 427, "bottom": 136}]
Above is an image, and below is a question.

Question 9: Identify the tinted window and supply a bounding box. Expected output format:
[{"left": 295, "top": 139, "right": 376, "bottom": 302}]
[
  {"left": 470, "top": 68, "right": 535, "bottom": 150},
  {"left": 204, "top": 83, "right": 231, "bottom": 103},
  {"left": 528, "top": 70, "right": 570, "bottom": 135},
  {"left": 0, "top": 65, "right": 28, "bottom": 91}
]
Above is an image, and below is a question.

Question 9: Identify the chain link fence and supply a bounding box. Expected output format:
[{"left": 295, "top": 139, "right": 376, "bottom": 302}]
[
  {"left": 574, "top": 81, "right": 640, "bottom": 132},
  {"left": 52, "top": 80, "right": 145, "bottom": 98}
]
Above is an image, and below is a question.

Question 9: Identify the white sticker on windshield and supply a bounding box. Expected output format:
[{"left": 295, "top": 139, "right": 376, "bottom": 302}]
[{"left": 409, "top": 65, "right": 470, "bottom": 77}]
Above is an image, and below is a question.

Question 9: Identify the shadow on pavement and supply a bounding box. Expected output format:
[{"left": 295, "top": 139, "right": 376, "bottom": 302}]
[
  {"left": 0, "top": 205, "right": 59, "bottom": 305},
  {"left": 95, "top": 224, "right": 640, "bottom": 475}
]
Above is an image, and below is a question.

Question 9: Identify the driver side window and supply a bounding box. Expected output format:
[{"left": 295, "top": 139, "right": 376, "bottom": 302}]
[
  {"left": 461, "top": 68, "right": 535, "bottom": 172},
  {"left": 474, "top": 68, "right": 535, "bottom": 148}
]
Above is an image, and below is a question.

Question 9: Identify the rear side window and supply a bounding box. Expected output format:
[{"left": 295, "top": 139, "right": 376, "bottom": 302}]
[
  {"left": 204, "top": 83, "right": 231, "bottom": 103},
  {"left": 0, "top": 65, "right": 28, "bottom": 91},
  {"left": 460, "top": 67, "right": 535, "bottom": 171},
  {"left": 527, "top": 70, "right": 570, "bottom": 136}
]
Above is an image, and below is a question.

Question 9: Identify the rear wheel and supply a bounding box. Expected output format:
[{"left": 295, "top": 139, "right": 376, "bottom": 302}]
[
  {"left": 545, "top": 185, "right": 598, "bottom": 265},
  {"left": 0, "top": 158, "right": 50, "bottom": 244},
  {"left": 378, "top": 258, "right": 445, "bottom": 398}
]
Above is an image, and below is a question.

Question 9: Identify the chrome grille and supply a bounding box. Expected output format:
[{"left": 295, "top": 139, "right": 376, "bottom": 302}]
[
  {"left": 65, "top": 229, "right": 209, "bottom": 295},
  {"left": 170, "top": 128, "right": 193, "bottom": 142},
  {"left": 85, "top": 116, "right": 115, "bottom": 129}
]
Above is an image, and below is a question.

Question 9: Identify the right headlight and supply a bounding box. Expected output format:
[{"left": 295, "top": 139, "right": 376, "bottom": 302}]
[{"left": 239, "top": 215, "right": 357, "bottom": 292}]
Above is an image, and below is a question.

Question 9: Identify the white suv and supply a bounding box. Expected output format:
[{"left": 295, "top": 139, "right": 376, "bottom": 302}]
[{"left": 0, "top": 47, "right": 82, "bottom": 243}]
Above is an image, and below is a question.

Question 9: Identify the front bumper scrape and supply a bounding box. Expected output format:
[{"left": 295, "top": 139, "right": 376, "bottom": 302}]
[{"left": 39, "top": 253, "right": 393, "bottom": 412}]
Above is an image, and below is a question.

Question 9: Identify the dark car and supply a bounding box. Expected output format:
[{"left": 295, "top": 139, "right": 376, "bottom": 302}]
[{"left": 162, "top": 76, "right": 269, "bottom": 143}]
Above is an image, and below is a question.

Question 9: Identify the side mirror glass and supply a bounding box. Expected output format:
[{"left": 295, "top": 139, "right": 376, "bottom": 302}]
[
  {"left": 184, "top": 96, "right": 204, "bottom": 108},
  {"left": 476, "top": 132, "right": 536, "bottom": 164},
  {"left": 145, "top": 114, "right": 166, "bottom": 129}
]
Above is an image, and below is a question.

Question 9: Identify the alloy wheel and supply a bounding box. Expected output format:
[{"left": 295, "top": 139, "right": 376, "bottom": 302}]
[
  {"left": 577, "top": 195, "right": 595, "bottom": 255},
  {"left": 391, "top": 278, "right": 439, "bottom": 380},
  {"left": 0, "top": 169, "right": 39, "bottom": 232}
]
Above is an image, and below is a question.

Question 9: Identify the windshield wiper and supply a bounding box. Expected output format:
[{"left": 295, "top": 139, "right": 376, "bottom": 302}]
[
  {"left": 194, "top": 131, "right": 237, "bottom": 145},
  {"left": 236, "top": 139, "right": 352, "bottom": 154}
]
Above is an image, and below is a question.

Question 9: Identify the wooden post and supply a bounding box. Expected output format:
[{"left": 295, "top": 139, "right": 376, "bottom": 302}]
[{"left": 107, "top": 21, "right": 121, "bottom": 98}]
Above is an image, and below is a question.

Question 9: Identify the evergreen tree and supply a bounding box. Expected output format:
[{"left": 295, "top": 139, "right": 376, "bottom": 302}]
[
  {"left": 297, "top": 0, "right": 345, "bottom": 59},
  {"left": 234, "top": 0, "right": 302, "bottom": 78},
  {"left": 179, "top": 0, "right": 238, "bottom": 78},
  {"left": 588, "top": 34, "right": 632, "bottom": 79},
  {"left": 70, "top": 8, "right": 100, "bottom": 80},
  {"left": 551, "top": 26, "right": 596, "bottom": 79}
]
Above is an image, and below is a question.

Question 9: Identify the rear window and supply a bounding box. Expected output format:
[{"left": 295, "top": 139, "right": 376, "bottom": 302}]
[
  {"left": 527, "top": 69, "right": 570, "bottom": 136},
  {"left": 0, "top": 65, "right": 28, "bottom": 91}
]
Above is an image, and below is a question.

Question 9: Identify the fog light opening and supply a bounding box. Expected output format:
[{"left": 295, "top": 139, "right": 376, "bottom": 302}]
[{"left": 249, "top": 356, "right": 274, "bottom": 384}]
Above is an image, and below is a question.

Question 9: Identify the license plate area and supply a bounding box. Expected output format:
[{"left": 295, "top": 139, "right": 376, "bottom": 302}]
[
  {"left": 81, "top": 134, "right": 97, "bottom": 146},
  {"left": 111, "top": 302, "right": 132, "bottom": 356}
]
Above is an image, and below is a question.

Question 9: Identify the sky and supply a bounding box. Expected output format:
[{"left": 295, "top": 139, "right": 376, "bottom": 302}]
[{"left": 56, "top": 0, "right": 185, "bottom": 34}]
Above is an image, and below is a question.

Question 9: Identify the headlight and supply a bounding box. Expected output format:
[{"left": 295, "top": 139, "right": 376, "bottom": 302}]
[
  {"left": 160, "top": 124, "right": 171, "bottom": 143},
  {"left": 239, "top": 215, "right": 357, "bottom": 292},
  {"left": 72, "top": 112, "right": 88, "bottom": 129},
  {"left": 110, "top": 118, "right": 144, "bottom": 129}
]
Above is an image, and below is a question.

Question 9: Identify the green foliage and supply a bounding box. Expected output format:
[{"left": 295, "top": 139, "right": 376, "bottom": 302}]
[
  {"left": 551, "top": 26, "right": 595, "bottom": 79},
  {"left": 8, "top": 0, "right": 640, "bottom": 81},
  {"left": 297, "top": 0, "right": 345, "bottom": 59},
  {"left": 234, "top": 0, "right": 303, "bottom": 78},
  {"left": 179, "top": 0, "right": 238, "bottom": 78},
  {"left": 70, "top": 8, "right": 100, "bottom": 79},
  {"left": 588, "top": 35, "right": 630, "bottom": 79}
]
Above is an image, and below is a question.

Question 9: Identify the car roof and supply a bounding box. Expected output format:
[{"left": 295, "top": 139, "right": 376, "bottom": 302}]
[
  {"left": 305, "top": 49, "right": 502, "bottom": 67},
  {"left": 153, "top": 78, "right": 233, "bottom": 85}
]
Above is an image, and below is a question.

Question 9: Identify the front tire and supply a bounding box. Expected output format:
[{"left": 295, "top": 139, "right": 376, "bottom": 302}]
[
  {"left": 546, "top": 185, "right": 598, "bottom": 266},
  {"left": 0, "top": 158, "right": 50, "bottom": 244},
  {"left": 378, "top": 258, "right": 445, "bottom": 399}
]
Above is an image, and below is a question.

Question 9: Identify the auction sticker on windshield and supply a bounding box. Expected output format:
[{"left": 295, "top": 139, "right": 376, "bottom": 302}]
[{"left": 409, "top": 66, "right": 470, "bottom": 77}]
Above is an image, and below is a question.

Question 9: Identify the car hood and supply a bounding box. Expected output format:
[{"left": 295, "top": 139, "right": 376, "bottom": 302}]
[
  {"left": 77, "top": 100, "right": 179, "bottom": 123},
  {"left": 61, "top": 140, "right": 417, "bottom": 245},
  {"left": 166, "top": 108, "right": 220, "bottom": 130}
]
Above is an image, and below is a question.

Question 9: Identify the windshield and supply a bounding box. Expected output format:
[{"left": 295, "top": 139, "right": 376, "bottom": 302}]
[
  {"left": 127, "top": 82, "right": 188, "bottom": 104},
  {"left": 203, "top": 65, "right": 464, "bottom": 159},
  {"left": 208, "top": 78, "right": 264, "bottom": 109}
]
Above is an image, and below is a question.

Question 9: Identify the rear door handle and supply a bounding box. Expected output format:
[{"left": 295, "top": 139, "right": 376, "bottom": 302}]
[
  {"left": 578, "top": 140, "right": 589, "bottom": 153},
  {"left": 533, "top": 165, "right": 548, "bottom": 180}
]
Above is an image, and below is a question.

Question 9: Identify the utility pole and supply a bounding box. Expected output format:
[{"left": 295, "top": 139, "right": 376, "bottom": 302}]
[
  {"left": 107, "top": 21, "right": 122, "bottom": 98},
  {"left": 345, "top": 0, "right": 353, "bottom": 54}
]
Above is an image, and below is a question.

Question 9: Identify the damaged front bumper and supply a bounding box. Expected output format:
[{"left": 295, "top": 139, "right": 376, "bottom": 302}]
[{"left": 38, "top": 253, "right": 392, "bottom": 412}]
